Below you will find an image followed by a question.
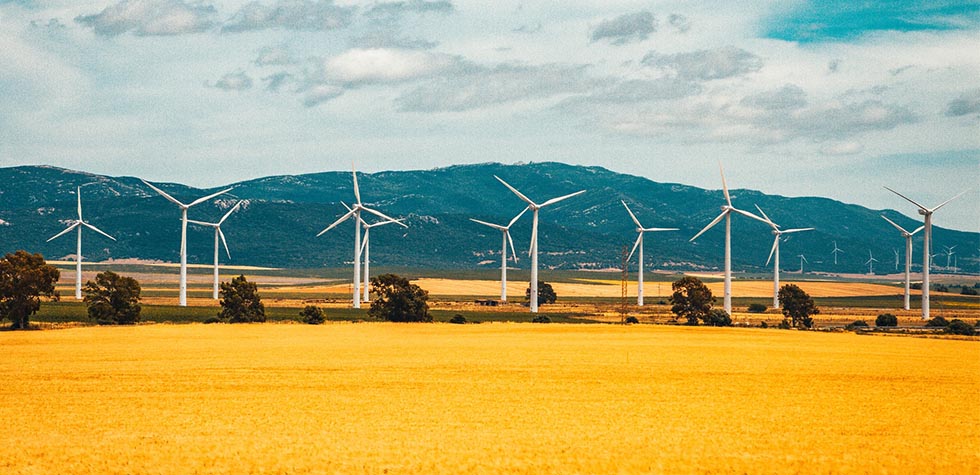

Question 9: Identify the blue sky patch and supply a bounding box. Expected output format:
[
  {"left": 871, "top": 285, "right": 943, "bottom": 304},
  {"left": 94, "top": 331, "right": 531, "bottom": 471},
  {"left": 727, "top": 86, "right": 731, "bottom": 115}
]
[{"left": 765, "top": 1, "right": 980, "bottom": 42}]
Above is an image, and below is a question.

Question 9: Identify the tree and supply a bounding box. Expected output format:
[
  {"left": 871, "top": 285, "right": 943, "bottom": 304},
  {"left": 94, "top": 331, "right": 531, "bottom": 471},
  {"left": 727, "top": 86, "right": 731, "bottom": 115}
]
[
  {"left": 299, "top": 305, "right": 325, "bottom": 325},
  {"left": 778, "top": 284, "right": 818, "bottom": 328},
  {"left": 83, "top": 271, "right": 142, "bottom": 325},
  {"left": 525, "top": 280, "right": 557, "bottom": 305},
  {"left": 369, "top": 273, "right": 432, "bottom": 322},
  {"left": 0, "top": 251, "right": 60, "bottom": 330},
  {"left": 669, "top": 276, "right": 714, "bottom": 325},
  {"left": 875, "top": 313, "right": 898, "bottom": 327},
  {"left": 219, "top": 275, "right": 265, "bottom": 323}
]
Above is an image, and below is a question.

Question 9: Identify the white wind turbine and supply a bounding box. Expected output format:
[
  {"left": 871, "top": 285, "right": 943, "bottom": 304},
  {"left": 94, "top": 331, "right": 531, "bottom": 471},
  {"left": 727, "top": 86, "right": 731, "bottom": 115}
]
[
  {"left": 689, "top": 164, "right": 767, "bottom": 314},
  {"left": 47, "top": 187, "right": 116, "bottom": 300},
  {"left": 865, "top": 251, "right": 878, "bottom": 275},
  {"left": 893, "top": 248, "right": 900, "bottom": 271},
  {"left": 881, "top": 215, "right": 923, "bottom": 310},
  {"left": 755, "top": 205, "right": 813, "bottom": 309},
  {"left": 884, "top": 187, "right": 966, "bottom": 319},
  {"left": 943, "top": 245, "right": 956, "bottom": 270},
  {"left": 187, "top": 201, "right": 243, "bottom": 300},
  {"left": 831, "top": 241, "right": 843, "bottom": 265},
  {"left": 469, "top": 207, "right": 529, "bottom": 302},
  {"left": 494, "top": 175, "right": 585, "bottom": 313},
  {"left": 622, "top": 200, "right": 678, "bottom": 306},
  {"left": 317, "top": 165, "right": 404, "bottom": 308},
  {"left": 344, "top": 202, "right": 406, "bottom": 303},
  {"left": 797, "top": 254, "right": 807, "bottom": 273},
  {"left": 141, "top": 180, "right": 233, "bottom": 307}
]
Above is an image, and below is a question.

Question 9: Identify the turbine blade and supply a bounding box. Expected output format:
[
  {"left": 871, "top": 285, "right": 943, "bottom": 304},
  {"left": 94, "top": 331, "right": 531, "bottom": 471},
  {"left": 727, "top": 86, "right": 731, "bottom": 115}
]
[
  {"left": 627, "top": 233, "right": 642, "bottom": 261},
  {"left": 765, "top": 236, "right": 778, "bottom": 267},
  {"left": 186, "top": 219, "right": 216, "bottom": 227},
  {"left": 731, "top": 207, "right": 768, "bottom": 224},
  {"left": 47, "top": 222, "right": 80, "bottom": 242},
  {"left": 880, "top": 215, "right": 909, "bottom": 234},
  {"left": 930, "top": 190, "right": 967, "bottom": 212},
  {"left": 82, "top": 222, "right": 116, "bottom": 241},
  {"left": 361, "top": 206, "right": 407, "bottom": 227},
  {"left": 360, "top": 232, "right": 369, "bottom": 254},
  {"left": 883, "top": 186, "right": 928, "bottom": 211},
  {"left": 690, "top": 211, "right": 727, "bottom": 242},
  {"left": 540, "top": 190, "right": 586, "bottom": 208},
  {"left": 141, "top": 179, "right": 186, "bottom": 207},
  {"left": 621, "top": 201, "right": 643, "bottom": 228},
  {"left": 753, "top": 204, "right": 774, "bottom": 227},
  {"left": 528, "top": 220, "right": 537, "bottom": 257},
  {"left": 910, "top": 226, "right": 924, "bottom": 236},
  {"left": 188, "top": 187, "right": 233, "bottom": 208},
  {"left": 218, "top": 200, "right": 243, "bottom": 225},
  {"left": 782, "top": 227, "right": 814, "bottom": 234},
  {"left": 219, "top": 228, "right": 231, "bottom": 259},
  {"left": 507, "top": 206, "right": 530, "bottom": 228},
  {"left": 77, "top": 187, "right": 83, "bottom": 221},
  {"left": 507, "top": 231, "right": 518, "bottom": 262},
  {"left": 352, "top": 163, "right": 361, "bottom": 205},
  {"left": 642, "top": 227, "right": 679, "bottom": 232},
  {"left": 470, "top": 218, "right": 507, "bottom": 231},
  {"left": 719, "top": 162, "right": 731, "bottom": 206},
  {"left": 494, "top": 175, "right": 535, "bottom": 206},
  {"left": 802, "top": 255, "right": 808, "bottom": 263},
  {"left": 317, "top": 209, "right": 356, "bottom": 236},
  {"left": 371, "top": 218, "right": 405, "bottom": 228}
]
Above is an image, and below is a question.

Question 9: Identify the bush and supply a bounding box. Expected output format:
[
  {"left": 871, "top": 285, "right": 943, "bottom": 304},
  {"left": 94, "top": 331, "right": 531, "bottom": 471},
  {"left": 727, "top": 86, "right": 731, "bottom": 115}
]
[
  {"left": 532, "top": 315, "right": 551, "bottom": 323},
  {"left": 83, "top": 271, "right": 142, "bottom": 325},
  {"left": 910, "top": 283, "right": 922, "bottom": 290},
  {"left": 846, "top": 320, "right": 869, "bottom": 331},
  {"left": 778, "top": 319, "right": 791, "bottom": 329},
  {"left": 946, "top": 319, "right": 975, "bottom": 336},
  {"left": 924, "top": 316, "right": 949, "bottom": 328},
  {"left": 875, "top": 313, "right": 898, "bottom": 327},
  {"left": 961, "top": 286, "right": 978, "bottom": 296},
  {"left": 703, "top": 309, "right": 732, "bottom": 327},
  {"left": 203, "top": 317, "right": 222, "bottom": 324},
  {"left": 219, "top": 275, "right": 265, "bottom": 323},
  {"left": 625, "top": 316, "right": 639, "bottom": 324},
  {"left": 934, "top": 284, "right": 949, "bottom": 293},
  {"left": 747, "top": 303, "right": 767, "bottom": 313},
  {"left": 369, "top": 274, "right": 432, "bottom": 322},
  {"left": 449, "top": 314, "right": 467, "bottom": 324},
  {"left": 299, "top": 305, "right": 325, "bottom": 325}
]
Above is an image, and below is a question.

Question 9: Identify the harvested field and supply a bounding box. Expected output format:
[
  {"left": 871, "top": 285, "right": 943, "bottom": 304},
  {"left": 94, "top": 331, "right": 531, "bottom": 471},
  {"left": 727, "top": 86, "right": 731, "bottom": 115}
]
[{"left": 1, "top": 324, "right": 977, "bottom": 474}]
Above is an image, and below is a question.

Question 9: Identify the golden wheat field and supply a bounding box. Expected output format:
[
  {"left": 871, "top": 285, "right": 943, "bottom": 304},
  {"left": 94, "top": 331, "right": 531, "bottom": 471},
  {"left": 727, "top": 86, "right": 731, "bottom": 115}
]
[{"left": 1, "top": 324, "right": 978, "bottom": 474}]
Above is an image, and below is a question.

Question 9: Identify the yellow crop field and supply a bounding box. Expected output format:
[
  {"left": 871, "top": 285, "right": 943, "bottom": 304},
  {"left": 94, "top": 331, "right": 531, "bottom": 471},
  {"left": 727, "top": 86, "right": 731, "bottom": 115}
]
[{"left": 1, "top": 324, "right": 977, "bottom": 474}]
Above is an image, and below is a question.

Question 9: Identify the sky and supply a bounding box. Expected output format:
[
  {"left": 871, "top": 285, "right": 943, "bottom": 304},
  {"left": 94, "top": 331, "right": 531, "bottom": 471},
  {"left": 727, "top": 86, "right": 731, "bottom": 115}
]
[{"left": 1, "top": 0, "right": 978, "bottom": 232}]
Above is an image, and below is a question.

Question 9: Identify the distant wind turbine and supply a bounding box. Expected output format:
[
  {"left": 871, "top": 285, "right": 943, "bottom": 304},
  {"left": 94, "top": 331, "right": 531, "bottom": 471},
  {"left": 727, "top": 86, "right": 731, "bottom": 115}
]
[
  {"left": 865, "top": 251, "right": 878, "bottom": 275},
  {"left": 755, "top": 205, "right": 813, "bottom": 309},
  {"left": 797, "top": 254, "right": 807, "bottom": 274},
  {"left": 469, "top": 207, "right": 529, "bottom": 302},
  {"left": 943, "top": 245, "right": 956, "bottom": 270},
  {"left": 831, "top": 241, "right": 843, "bottom": 265},
  {"left": 142, "top": 180, "right": 233, "bottom": 307},
  {"left": 494, "top": 175, "right": 585, "bottom": 313},
  {"left": 881, "top": 215, "right": 923, "bottom": 310},
  {"left": 47, "top": 187, "right": 116, "bottom": 300},
  {"left": 885, "top": 187, "right": 966, "bottom": 319},
  {"left": 345, "top": 202, "right": 406, "bottom": 303},
  {"left": 690, "top": 164, "right": 767, "bottom": 314},
  {"left": 622, "top": 200, "right": 678, "bottom": 306},
  {"left": 187, "top": 201, "right": 243, "bottom": 300},
  {"left": 317, "top": 165, "right": 404, "bottom": 309},
  {"left": 893, "top": 248, "right": 900, "bottom": 271}
]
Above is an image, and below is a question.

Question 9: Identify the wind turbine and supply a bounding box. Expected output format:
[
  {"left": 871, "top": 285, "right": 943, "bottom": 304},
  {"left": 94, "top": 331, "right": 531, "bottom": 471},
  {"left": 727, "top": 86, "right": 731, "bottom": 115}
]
[
  {"left": 469, "top": 207, "right": 529, "bottom": 302},
  {"left": 142, "top": 180, "right": 233, "bottom": 306},
  {"left": 317, "top": 165, "right": 404, "bottom": 308},
  {"left": 690, "top": 164, "right": 767, "bottom": 314},
  {"left": 881, "top": 215, "right": 923, "bottom": 310},
  {"left": 893, "top": 248, "right": 900, "bottom": 271},
  {"left": 831, "top": 241, "right": 843, "bottom": 265},
  {"left": 943, "top": 245, "right": 956, "bottom": 270},
  {"left": 187, "top": 201, "right": 243, "bottom": 300},
  {"left": 865, "top": 251, "right": 878, "bottom": 275},
  {"left": 755, "top": 205, "right": 813, "bottom": 309},
  {"left": 494, "top": 175, "right": 585, "bottom": 313},
  {"left": 345, "top": 203, "right": 406, "bottom": 303},
  {"left": 622, "top": 201, "right": 678, "bottom": 306},
  {"left": 797, "top": 254, "right": 807, "bottom": 274},
  {"left": 884, "top": 187, "right": 966, "bottom": 319},
  {"left": 47, "top": 187, "right": 116, "bottom": 300}
]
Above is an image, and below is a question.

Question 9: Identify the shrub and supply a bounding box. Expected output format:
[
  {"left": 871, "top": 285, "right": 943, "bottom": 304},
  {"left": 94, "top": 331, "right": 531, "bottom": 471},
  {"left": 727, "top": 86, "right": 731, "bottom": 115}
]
[
  {"left": 946, "top": 319, "right": 975, "bottom": 336},
  {"left": 934, "top": 284, "right": 949, "bottom": 293},
  {"left": 203, "top": 317, "right": 222, "bottom": 324},
  {"left": 704, "top": 309, "right": 732, "bottom": 327},
  {"left": 449, "top": 314, "right": 467, "bottom": 324},
  {"left": 747, "top": 303, "right": 767, "bottom": 313},
  {"left": 532, "top": 315, "right": 551, "bottom": 323},
  {"left": 299, "top": 305, "right": 325, "bottom": 325},
  {"left": 83, "top": 271, "right": 142, "bottom": 325},
  {"left": 625, "top": 316, "right": 639, "bottom": 324},
  {"left": 846, "top": 320, "right": 869, "bottom": 331},
  {"left": 778, "top": 319, "right": 791, "bottom": 329},
  {"left": 961, "top": 286, "right": 978, "bottom": 296},
  {"left": 369, "top": 274, "right": 432, "bottom": 322},
  {"left": 910, "top": 283, "right": 922, "bottom": 290},
  {"left": 924, "top": 316, "right": 949, "bottom": 328},
  {"left": 875, "top": 313, "right": 898, "bottom": 327},
  {"left": 219, "top": 275, "right": 265, "bottom": 323}
]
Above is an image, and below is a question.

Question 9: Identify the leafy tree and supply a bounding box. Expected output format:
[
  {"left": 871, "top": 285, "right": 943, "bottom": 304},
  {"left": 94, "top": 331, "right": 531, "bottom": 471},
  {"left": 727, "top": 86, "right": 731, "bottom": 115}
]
[
  {"left": 924, "top": 316, "right": 949, "bottom": 328},
  {"left": 0, "top": 251, "right": 60, "bottom": 330},
  {"left": 83, "top": 271, "right": 142, "bottom": 325},
  {"left": 525, "top": 281, "right": 557, "bottom": 305},
  {"left": 369, "top": 273, "right": 432, "bottom": 322},
  {"left": 704, "top": 309, "right": 732, "bottom": 327},
  {"left": 875, "top": 313, "right": 898, "bottom": 327},
  {"left": 299, "top": 305, "right": 325, "bottom": 325},
  {"left": 219, "top": 275, "right": 265, "bottom": 323},
  {"left": 778, "top": 284, "right": 818, "bottom": 328},
  {"left": 669, "top": 276, "right": 714, "bottom": 325}
]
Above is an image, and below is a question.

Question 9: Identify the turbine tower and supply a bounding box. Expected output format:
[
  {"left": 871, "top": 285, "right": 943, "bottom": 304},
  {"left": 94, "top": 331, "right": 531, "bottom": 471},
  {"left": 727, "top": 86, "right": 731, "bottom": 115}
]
[
  {"left": 893, "top": 248, "right": 900, "bottom": 271},
  {"left": 142, "top": 180, "right": 233, "bottom": 307},
  {"left": 865, "top": 251, "right": 878, "bottom": 275},
  {"left": 622, "top": 201, "right": 677, "bottom": 306},
  {"left": 47, "top": 187, "right": 116, "bottom": 300},
  {"left": 884, "top": 187, "right": 966, "bottom": 320},
  {"left": 187, "top": 201, "right": 243, "bottom": 300},
  {"left": 494, "top": 175, "right": 585, "bottom": 313},
  {"left": 469, "top": 207, "right": 529, "bottom": 302},
  {"left": 347, "top": 203, "right": 406, "bottom": 303},
  {"left": 755, "top": 205, "right": 813, "bottom": 309},
  {"left": 690, "top": 164, "right": 767, "bottom": 314},
  {"left": 317, "top": 165, "right": 403, "bottom": 309},
  {"left": 881, "top": 215, "right": 923, "bottom": 310},
  {"left": 831, "top": 241, "right": 843, "bottom": 265},
  {"left": 798, "top": 254, "right": 807, "bottom": 274}
]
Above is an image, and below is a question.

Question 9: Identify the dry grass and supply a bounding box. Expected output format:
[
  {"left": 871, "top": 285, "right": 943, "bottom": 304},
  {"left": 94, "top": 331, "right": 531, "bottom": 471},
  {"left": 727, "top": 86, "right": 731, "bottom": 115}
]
[{"left": 1, "top": 324, "right": 977, "bottom": 474}]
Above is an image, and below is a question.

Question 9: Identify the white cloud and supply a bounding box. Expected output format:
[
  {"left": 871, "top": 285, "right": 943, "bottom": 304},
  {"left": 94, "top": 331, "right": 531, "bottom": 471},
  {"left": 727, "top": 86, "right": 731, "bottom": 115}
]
[
  {"left": 324, "top": 48, "right": 458, "bottom": 84},
  {"left": 74, "top": 0, "right": 216, "bottom": 36},
  {"left": 302, "top": 83, "right": 343, "bottom": 106},
  {"left": 643, "top": 46, "right": 763, "bottom": 80},
  {"left": 590, "top": 11, "right": 656, "bottom": 45}
]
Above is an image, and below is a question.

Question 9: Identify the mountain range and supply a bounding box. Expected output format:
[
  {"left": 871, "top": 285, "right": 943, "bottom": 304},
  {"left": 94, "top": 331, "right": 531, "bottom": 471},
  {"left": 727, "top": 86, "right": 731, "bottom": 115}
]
[{"left": 0, "top": 163, "right": 976, "bottom": 275}]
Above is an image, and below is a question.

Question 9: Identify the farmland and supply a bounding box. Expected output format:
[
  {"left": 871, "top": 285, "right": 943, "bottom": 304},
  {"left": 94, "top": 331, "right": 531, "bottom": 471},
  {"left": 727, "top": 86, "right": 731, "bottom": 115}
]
[{"left": 1, "top": 324, "right": 977, "bottom": 474}]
